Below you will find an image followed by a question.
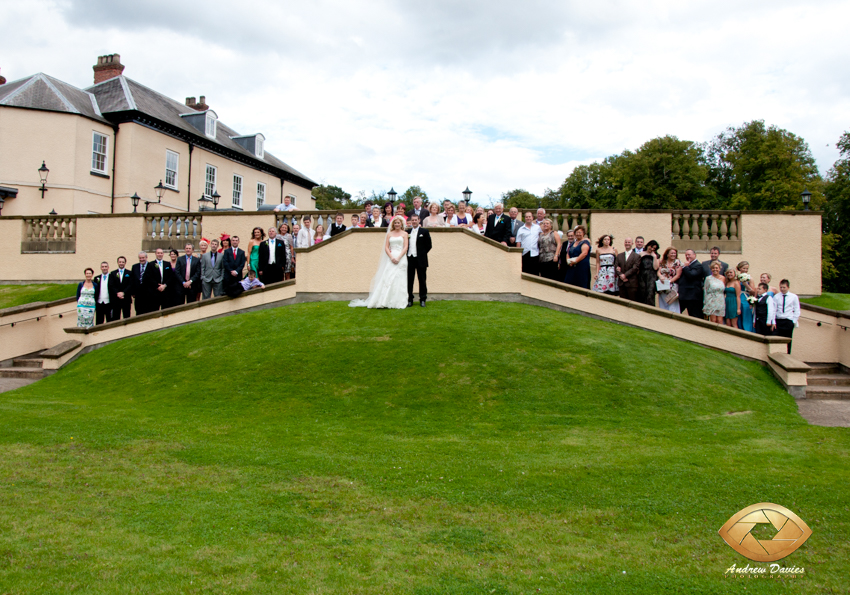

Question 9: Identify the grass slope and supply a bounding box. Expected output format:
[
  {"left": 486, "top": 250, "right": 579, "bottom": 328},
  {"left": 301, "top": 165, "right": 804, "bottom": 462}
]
[
  {"left": 0, "top": 283, "right": 77, "bottom": 310},
  {"left": 801, "top": 292, "right": 850, "bottom": 311},
  {"left": 0, "top": 301, "right": 847, "bottom": 594}
]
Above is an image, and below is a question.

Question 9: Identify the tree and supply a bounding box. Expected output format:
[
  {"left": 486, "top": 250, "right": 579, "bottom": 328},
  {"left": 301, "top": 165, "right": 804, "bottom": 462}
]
[
  {"left": 312, "top": 184, "right": 352, "bottom": 210},
  {"left": 501, "top": 189, "right": 540, "bottom": 210},
  {"left": 557, "top": 158, "right": 619, "bottom": 209},
  {"left": 706, "top": 120, "right": 824, "bottom": 211},
  {"left": 399, "top": 185, "right": 429, "bottom": 206},
  {"left": 823, "top": 131, "right": 850, "bottom": 291}
]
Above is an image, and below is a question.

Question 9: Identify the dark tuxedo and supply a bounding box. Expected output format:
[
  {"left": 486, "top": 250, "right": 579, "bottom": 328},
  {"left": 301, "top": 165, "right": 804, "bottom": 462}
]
[
  {"left": 130, "top": 262, "right": 150, "bottom": 315},
  {"left": 142, "top": 259, "right": 175, "bottom": 312},
  {"left": 92, "top": 272, "right": 114, "bottom": 325},
  {"left": 329, "top": 223, "right": 347, "bottom": 237},
  {"left": 407, "top": 225, "right": 432, "bottom": 304},
  {"left": 109, "top": 267, "right": 133, "bottom": 320},
  {"left": 222, "top": 247, "right": 247, "bottom": 292},
  {"left": 174, "top": 255, "right": 200, "bottom": 304},
  {"left": 701, "top": 258, "right": 729, "bottom": 277},
  {"left": 406, "top": 207, "right": 429, "bottom": 221},
  {"left": 614, "top": 250, "right": 641, "bottom": 301},
  {"left": 484, "top": 212, "right": 511, "bottom": 244},
  {"left": 679, "top": 259, "right": 706, "bottom": 318},
  {"left": 257, "top": 238, "right": 287, "bottom": 284}
]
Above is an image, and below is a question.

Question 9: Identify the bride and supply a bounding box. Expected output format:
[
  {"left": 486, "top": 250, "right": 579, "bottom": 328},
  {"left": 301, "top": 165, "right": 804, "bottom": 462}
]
[{"left": 349, "top": 215, "right": 409, "bottom": 309}]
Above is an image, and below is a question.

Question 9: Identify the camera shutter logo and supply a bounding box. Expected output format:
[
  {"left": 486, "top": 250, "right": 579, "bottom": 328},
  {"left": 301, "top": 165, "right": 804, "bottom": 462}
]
[{"left": 718, "top": 503, "right": 812, "bottom": 562}]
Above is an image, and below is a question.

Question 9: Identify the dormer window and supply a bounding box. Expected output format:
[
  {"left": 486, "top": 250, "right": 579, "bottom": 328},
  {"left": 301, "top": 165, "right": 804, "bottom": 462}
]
[
  {"left": 205, "top": 111, "right": 217, "bottom": 138},
  {"left": 256, "top": 134, "right": 265, "bottom": 159}
]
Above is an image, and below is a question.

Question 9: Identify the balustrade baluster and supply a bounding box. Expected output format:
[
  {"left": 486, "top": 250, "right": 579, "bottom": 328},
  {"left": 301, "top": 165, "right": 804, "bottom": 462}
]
[
  {"left": 719, "top": 214, "right": 728, "bottom": 240},
  {"left": 708, "top": 214, "right": 718, "bottom": 240},
  {"left": 672, "top": 215, "right": 680, "bottom": 239},
  {"left": 728, "top": 215, "right": 739, "bottom": 240},
  {"left": 699, "top": 214, "right": 709, "bottom": 240}
]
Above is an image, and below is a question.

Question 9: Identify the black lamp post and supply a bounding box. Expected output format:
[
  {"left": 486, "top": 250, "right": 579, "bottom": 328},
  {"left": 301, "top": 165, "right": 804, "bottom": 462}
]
[
  {"left": 801, "top": 188, "right": 812, "bottom": 211},
  {"left": 387, "top": 187, "right": 397, "bottom": 203},
  {"left": 212, "top": 190, "right": 221, "bottom": 210},
  {"left": 49, "top": 209, "right": 57, "bottom": 215},
  {"left": 131, "top": 193, "right": 141, "bottom": 213},
  {"left": 38, "top": 161, "right": 49, "bottom": 198},
  {"left": 197, "top": 194, "right": 212, "bottom": 211},
  {"left": 145, "top": 180, "right": 167, "bottom": 211},
  {"left": 462, "top": 187, "right": 472, "bottom": 204}
]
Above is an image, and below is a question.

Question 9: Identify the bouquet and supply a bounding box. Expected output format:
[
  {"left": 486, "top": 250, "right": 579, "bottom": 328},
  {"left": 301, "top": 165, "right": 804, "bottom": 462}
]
[
  {"left": 738, "top": 273, "right": 751, "bottom": 283},
  {"left": 567, "top": 257, "right": 577, "bottom": 266},
  {"left": 746, "top": 295, "right": 758, "bottom": 305}
]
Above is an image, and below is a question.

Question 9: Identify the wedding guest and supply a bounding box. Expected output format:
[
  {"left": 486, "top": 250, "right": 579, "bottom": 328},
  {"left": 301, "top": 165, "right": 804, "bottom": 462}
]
[
  {"left": 774, "top": 280, "right": 800, "bottom": 354},
  {"left": 366, "top": 206, "right": 387, "bottom": 228},
  {"left": 453, "top": 204, "right": 471, "bottom": 228},
  {"left": 736, "top": 261, "right": 755, "bottom": 332},
  {"left": 359, "top": 213, "right": 369, "bottom": 227},
  {"left": 636, "top": 240, "right": 660, "bottom": 305},
  {"left": 290, "top": 225, "right": 300, "bottom": 248},
  {"left": 537, "top": 219, "right": 562, "bottom": 280},
  {"left": 563, "top": 225, "right": 592, "bottom": 289},
  {"left": 508, "top": 207, "right": 521, "bottom": 246},
  {"left": 470, "top": 212, "right": 486, "bottom": 235},
  {"left": 634, "top": 236, "right": 645, "bottom": 254},
  {"left": 200, "top": 239, "right": 224, "bottom": 299},
  {"left": 754, "top": 283, "right": 777, "bottom": 336},
  {"left": 444, "top": 204, "right": 458, "bottom": 226},
  {"left": 229, "top": 269, "right": 265, "bottom": 298},
  {"left": 466, "top": 205, "right": 475, "bottom": 220},
  {"left": 614, "top": 237, "right": 640, "bottom": 301},
  {"left": 222, "top": 235, "right": 247, "bottom": 294},
  {"left": 130, "top": 252, "right": 149, "bottom": 315},
  {"left": 394, "top": 204, "right": 407, "bottom": 223},
  {"left": 363, "top": 201, "right": 374, "bottom": 221},
  {"left": 701, "top": 246, "right": 729, "bottom": 277},
  {"left": 313, "top": 224, "right": 326, "bottom": 244},
  {"left": 92, "top": 261, "right": 114, "bottom": 324},
  {"left": 330, "top": 213, "right": 347, "bottom": 237},
  {"left": 220, "top": 236, "right": 231, "bottom": 252},
  {"left": 382, "top": 201, "right": 395, "bottom": 221},
  {"left": 175, "top": 243, "right": 200, "bottom": 304},
  {"left": 759, "top": 273, "right": 779, "bottom": 296},
  {"left": 484, "top": 203, "right": 511, "bottom": 246},
  {"left": 274, "top": 195, "right": 297, "bottom": 211},
  {"left": 723, "top": 268, "right": 742, "bottom": 328},
  {"left": 679, "top": 249, "right": 706, "bottom": 318},
  {"left": 406, "top": 196, "right": 428, "bottom": 220},
  {"left": 258, "top": 227, "right": 286, "bottom": 285},
  {"left": 559, "top": 229, "right": 576, "bottom": 277},
  {"left": 297, "top": 216, "right": 316, "bottom": 246},
  {"left": 516, "top": 212, "right": 541, "bottom": 275},
  {"left": 657, "top": 247, "right": 682, "bottom": 313},
  {"left": 703, "top": 261, "right": 726, "bottom": 323},
  {"left": 440, "top": 199, "right": 452, "bottom": 222},
  {"left": 110, "top": 256, "right": 133, "bottom": 320},
  {"left": 143, "top": 248, "right": 174, "bottom": 312},
  {"left": 592, "top": 234, "right": 618, "bottom": 294},
  {"left": 535, "top": 208, "right": 546, "bottom": 227},
  {"left": 165, "top": 249, "right": 181, "bottom": 308},
  {"left": 349, "top": 214, "right": 360, "bottom": 229},
  {"left": 76, "top": 267, "right": 96, "bottom": 328},
  {"left": 245, "top": 227, "right": 265, "bottom": 274},
  {"left": 487, "top": 209, "right": 494, "bottom": 218},
  {"left": 278, "top": 223, "right": 292, "bottom": 247},
  {"left": 423, "top": 202, "right": 447, "bottom": 228}
]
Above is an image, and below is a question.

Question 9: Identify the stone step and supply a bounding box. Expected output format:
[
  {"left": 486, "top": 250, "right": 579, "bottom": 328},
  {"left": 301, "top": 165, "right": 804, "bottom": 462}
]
[
  {"left": 806, "top": 386, "right": 850, "bottom": 401},
  {"left": 12, "top": 358, "right": 44, "bottom": 368},
  {"left": 0, "top": 368, "right": 47, "bottom": 380},
  {"left": 806, "top": 374, "right": 850, "bottom": 387},
  {"left": 806, "top": 363, "right": 842, "bottom": 376}
]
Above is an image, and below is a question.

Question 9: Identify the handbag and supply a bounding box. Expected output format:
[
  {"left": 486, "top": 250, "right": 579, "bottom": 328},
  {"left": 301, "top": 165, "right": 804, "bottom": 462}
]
[{"left": 663, "top": 289, "right": 679, "bottom": 304}]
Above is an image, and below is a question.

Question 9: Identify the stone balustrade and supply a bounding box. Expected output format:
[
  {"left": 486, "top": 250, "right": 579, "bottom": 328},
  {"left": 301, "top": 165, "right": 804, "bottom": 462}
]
[
  {"left": 21, "top": 216, "right": 77, "bottom": 253},
  {"left": 672, "top": 211, "right": 741, "bottom": 252},
  {"left": 143, "top": 214, "right": 204, "bottom": 251}
]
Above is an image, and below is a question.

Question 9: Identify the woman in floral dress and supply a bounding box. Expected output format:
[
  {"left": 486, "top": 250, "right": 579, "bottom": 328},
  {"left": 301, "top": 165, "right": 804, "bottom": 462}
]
[
  {"left": 703, "top": 261, "right": 726, "bottom": 323},
  {"left": 592, "top": 234, "right": 618, "bottom": 294},
  {"left": 537, "top": 219, "right": 562, "bottom": 280},
  {"left": 76, "top": 267, "right": 96, "bottom": 328},
  {"left": 657, "top": 247, "right": 683, "bottom": 313}
]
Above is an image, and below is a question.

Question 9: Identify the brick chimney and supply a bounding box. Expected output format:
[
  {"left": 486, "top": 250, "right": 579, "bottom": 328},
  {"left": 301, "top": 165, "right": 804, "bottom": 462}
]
[
  {"left": 195, "top": 95, "right": 209, "bottom": 111},
  {"left": 185, "top": 97, "right": 196, "bottom": 108},
  {"left": 93, "top": 54, "right": 125, "bottom": 85},
  {"left": 0, "top": 68, "right": 6, "bottom": 85}
]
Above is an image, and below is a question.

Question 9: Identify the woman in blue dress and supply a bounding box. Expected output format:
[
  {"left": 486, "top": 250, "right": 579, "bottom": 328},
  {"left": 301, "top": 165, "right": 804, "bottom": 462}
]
[
  {"left": 563, "top": 225, "right": 592, "bottom": 289},
  {"left": 723, "top": 268, "right": 742, "bottom": 328},
  {"left": 736, "top": 261, "right": 755, "bottom": 332}
]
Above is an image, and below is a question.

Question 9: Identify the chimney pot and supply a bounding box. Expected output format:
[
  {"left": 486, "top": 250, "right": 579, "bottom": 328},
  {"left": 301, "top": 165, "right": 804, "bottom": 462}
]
[
  {"left": 193, "top": 95, "right": 209, "bottom": 111},
  {"left": 93, "top": 53, "right": 125, "bottom": 85},
  {"left": 186, "top": 97, "right": 196, "bottom": 106}
]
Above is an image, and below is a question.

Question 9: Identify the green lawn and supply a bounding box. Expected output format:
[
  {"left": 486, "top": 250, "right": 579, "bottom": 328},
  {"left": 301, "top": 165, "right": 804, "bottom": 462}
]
[
  {"left": 0, "top": 301, "right": 847, "bottom": 594},
  {"left": 801, "top": 292, "right": 850, "bottom": 311},
  {"left": 0, "top": 283, "right": 77, "bottom": 310}
]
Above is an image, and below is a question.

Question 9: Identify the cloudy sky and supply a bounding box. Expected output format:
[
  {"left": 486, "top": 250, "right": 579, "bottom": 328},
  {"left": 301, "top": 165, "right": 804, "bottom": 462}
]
[{"left": 3, "top": 0, "right": 848, "bottom": 204}]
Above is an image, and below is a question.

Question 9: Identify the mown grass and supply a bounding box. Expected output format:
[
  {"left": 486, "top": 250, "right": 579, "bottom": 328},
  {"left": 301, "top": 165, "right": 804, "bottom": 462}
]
[
  {"left": 801, "top": 292, "right": 850, "bottom": 311},
  {"left": 0, "top": 301, "right": 847, "bottom": 594},
  {"left": 0, "top": 283, "right": 77, "bottom": 310}
]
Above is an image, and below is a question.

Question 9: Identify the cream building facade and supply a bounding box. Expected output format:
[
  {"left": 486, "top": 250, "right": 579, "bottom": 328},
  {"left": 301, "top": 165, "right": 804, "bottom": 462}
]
[{"left": 0, "top": 55, "right": 316, "bottom": 216}]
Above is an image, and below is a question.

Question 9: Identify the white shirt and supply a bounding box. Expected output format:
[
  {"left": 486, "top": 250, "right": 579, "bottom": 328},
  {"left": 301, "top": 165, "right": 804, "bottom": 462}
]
[
  {"left": 98, "top": 274, "right": 109, "bottom": 304},
  {"left": 516, "top": 224, "right": 541, "bottom": 256},
  {"left": 275, "top": 203, "right": 296, "bottom": 211},
  {"left": 297, "top": 227, "right": 315, "bottom": 247},
  {"left": 624, "top": 249, "right": 633, "bottom": 261},
  {"left": 755, "top": 294, "right": 777, "bottom": 325},
  {"left": 471, "top": 224, "right": 486, "bottom": 235},
  {"left": 267, "top": 238, "right": 276, "bottom": 264},
  {"left": 408, "top": 227, "right": 419, "bottom": 257},
  {"left": 774, "top": 291, "right": 800, "bottom": 323}
]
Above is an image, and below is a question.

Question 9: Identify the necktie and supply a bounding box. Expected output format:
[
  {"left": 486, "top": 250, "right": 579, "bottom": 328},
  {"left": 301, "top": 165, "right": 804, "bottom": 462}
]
[
  {"left": 783, "top": 295, "right": 786, "bottom": 314},
  {"left": 211, "top": 253, "right": 215, "bottom": 266},
  {"left": 140, "top": 263, "right": 145, "bottom": 278},
  {"left": 185, "top": 258, "right": 191, "bottom": 281}
]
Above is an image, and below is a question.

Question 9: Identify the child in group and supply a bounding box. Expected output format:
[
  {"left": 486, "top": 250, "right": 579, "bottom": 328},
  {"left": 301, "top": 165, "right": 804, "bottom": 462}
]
[
  {"left": 774, "top": 279, "right": 800, "bottom": 354},
  {"left": 753, "top": 282, "right": 776, "bottom": 336}
]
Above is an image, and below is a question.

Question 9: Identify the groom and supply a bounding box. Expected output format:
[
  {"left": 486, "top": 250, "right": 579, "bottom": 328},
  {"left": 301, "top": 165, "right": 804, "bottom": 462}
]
[{"left": 406, "top": 214, "right": 432, "bottom": 307}]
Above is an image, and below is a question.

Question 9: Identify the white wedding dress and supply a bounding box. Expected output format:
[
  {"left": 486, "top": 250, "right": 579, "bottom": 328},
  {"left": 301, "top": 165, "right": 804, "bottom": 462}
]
[{"left": 349, "top": 235, "right": 409, "bottom": 309}]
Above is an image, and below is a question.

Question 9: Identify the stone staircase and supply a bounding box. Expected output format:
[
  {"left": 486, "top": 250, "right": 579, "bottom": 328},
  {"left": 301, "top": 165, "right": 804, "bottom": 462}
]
[
  {"left": 806, "top": 363, "right": 850, "bottom": 400},
  {"left": 0, "top": 355, "right": 49, "bottom": 380}
]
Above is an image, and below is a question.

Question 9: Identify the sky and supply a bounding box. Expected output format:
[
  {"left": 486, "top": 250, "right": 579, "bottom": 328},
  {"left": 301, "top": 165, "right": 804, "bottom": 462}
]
[{"left": 2, "top": 0, "right": 848, "bottom": 205}]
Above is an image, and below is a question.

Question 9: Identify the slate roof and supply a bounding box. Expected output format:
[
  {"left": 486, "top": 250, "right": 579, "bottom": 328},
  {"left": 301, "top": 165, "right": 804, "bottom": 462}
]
[
  {"left": 0, "top": 73, "right": 108, "bottom": 124},
  {"left": 87, "top": 76, "right": 316, "bottom": 186}
]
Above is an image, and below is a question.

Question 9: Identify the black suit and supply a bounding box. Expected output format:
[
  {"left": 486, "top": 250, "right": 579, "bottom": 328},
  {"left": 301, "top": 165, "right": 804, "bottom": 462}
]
[
  {"left": 406, "top": 208, "right": 429, "bottom": 221},
  {"left": 679, "top": 259, "right": 706, "bottom": 318},
  {"left": 142, "top": 260, "right": 175, "bottom": 312},
  {"left": 407, "top": 226, "right": 432, "bottom": 303},
  {"left": 484, "top": 213, "right": 511, "bottom": 244},
  {"left": 329, "top": 223, "right": 347, "bottom": 237},
  {"left": 365, "top": 218, "right": 389, "bottom": 228},
  {"left": 222, "top": 247, "right": 247, "bottom": 294},
  {"left": 257, "top": 238, "right": 287, "bottom": 284},
  {"left": 92, "top": 273, "right": 114, "bottom": 325},
  {"left": 109, "top": 267, "right": 133, "bottom": 320},
  {"left": 174, "top": 255, "right": 201, "bottom": 304},
  {"left": 130, "top": 262, "right": 150, "bottom": 315}
]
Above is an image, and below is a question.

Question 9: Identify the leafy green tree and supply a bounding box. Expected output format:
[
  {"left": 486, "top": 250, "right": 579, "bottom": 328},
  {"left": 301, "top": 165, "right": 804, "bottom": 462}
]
[
  {"left": 399, "top": 185, "right": 429, "bottom": 206},
  {"left": 557, "top": 158, "right": 619, "bottom": 209},
  {"left": 312, "top": 184, "right": 352, "bottom": 210},
  {"left": 501, "top": 189, "right": 540, "bottom": 210},
  {"left": 707, "top": 120, "right": 824, "bottom": 210},
  {"left": 823, "top": 131, "right": 850, "bottom": 291}
]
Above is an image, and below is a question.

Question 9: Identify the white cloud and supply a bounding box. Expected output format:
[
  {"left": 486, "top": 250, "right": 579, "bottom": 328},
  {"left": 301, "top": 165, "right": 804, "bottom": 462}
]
[{"left": 2, "top": 0, "right": 847, "bottom": 203}]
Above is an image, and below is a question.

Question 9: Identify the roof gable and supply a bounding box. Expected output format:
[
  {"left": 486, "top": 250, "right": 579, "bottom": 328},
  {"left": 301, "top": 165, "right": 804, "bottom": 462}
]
[{"left": 0, "top": 73, "right": 108, "bottom": 123}]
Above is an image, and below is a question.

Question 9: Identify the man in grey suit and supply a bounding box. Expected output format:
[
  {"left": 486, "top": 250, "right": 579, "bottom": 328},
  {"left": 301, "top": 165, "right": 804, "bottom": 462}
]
[
  {"left": 199, "top": 238, "right": 224, "bottom": 299},
  {"left": 508, "top": 207, "right": 522, "bottom": 247}
]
